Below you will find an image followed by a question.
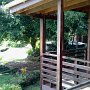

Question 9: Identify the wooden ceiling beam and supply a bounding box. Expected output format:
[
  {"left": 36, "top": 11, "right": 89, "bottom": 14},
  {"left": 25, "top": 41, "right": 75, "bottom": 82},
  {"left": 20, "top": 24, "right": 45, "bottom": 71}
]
[
  {"left": 64, "top": 0, "right": 90, "bottom": 11},
  {"left": 9, "top": 0, "right": 42, "bottom": 14},
  {"left": 16, "top": 0, "right": 56, "bottom": 14},
  {"left": 42, "top": 0, "right": 90, "bottom": 14},
  {"left": 9, "top": 0, "right": 90, "bottom": 15},
  {"left": 30, "top": 14, "right": 57, "bottom": 20},
  {"left": 25, "top": 0, "right": 57, "bottom": 15},
  {"left": 74, "top": 5, "right": 90, "bottom": 13},
  {"left": 22, "top": 0, "right": 90, "bottom": 15},
  {"left": 38, "top": 6, "right": 57, "bottom": 15}
]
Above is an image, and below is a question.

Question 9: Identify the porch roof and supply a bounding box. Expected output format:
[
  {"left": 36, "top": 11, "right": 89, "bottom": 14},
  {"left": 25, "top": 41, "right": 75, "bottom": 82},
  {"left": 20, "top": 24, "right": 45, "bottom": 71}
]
[{"left": 4, "top": 0, "right": 90, "bottom": 15}]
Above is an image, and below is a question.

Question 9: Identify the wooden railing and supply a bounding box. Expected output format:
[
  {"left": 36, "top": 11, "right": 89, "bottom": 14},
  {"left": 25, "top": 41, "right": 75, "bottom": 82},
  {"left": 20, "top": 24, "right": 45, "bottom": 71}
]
[
  {"left": 64, "top": 48, "right": 87, "bottom": 59},
  {"left": 42, "top": 53, "right": 57, "bottom": 89},
  {"left": 48, "top": 48, "right": 87, "bottom": 59},
  {"left": 42, "top": 53, "right": 75, "bottom": 89},
  {"left": 41, "top": 52, "right": 90, "bottom": 90},
  {"left": 62, "top": 56, "right": 90, "bottom": 85}
]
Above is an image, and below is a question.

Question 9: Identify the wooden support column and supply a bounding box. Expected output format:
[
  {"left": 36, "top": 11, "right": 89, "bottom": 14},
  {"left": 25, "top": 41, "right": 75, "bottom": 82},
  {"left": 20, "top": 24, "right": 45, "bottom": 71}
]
[
  {"left": 87, "top": 11, "right": 90, "bottom": 60},
  {"left": 40, "top": 17, "right": 46, "bottom": 90},
  {"left": 57, "top": 0, "right": 64, "bottom": 90}
]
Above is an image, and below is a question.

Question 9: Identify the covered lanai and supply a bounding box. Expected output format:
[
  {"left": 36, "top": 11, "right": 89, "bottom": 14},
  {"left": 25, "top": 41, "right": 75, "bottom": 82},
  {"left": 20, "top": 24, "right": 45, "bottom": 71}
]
[{"left": 4, "top": 0, "right": 90, "bottom": 90}]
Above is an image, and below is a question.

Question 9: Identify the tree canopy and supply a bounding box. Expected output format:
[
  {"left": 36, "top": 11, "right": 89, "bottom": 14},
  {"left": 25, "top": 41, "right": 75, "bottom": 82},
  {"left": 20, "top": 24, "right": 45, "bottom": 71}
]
[
  {"left": 64, "top": 11, "right": 88, "bottom": 36},
  {"left": 0, "top": 0, "right": 88, "bottom": 49},
  {"left": 0, "top": 0, "right": 13, "bottom": 5},
  {"left": 0, "top": 9, "right": 40, "bottom": 49}
]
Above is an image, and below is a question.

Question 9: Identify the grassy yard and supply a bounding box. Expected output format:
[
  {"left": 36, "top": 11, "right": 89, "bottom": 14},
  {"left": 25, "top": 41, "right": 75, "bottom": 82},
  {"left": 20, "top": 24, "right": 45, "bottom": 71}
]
[
  {"left": 0, "top": 46, "right": 40, "bottom": 90},
  {"left": 0, "top": 73, "right": 40, "bottom": 90},
  {"left": 0, "top": 74, "right": 22, "bottom": 90},
  {"left": 0, "top": 64, "right": 40, "bottom": 90}
]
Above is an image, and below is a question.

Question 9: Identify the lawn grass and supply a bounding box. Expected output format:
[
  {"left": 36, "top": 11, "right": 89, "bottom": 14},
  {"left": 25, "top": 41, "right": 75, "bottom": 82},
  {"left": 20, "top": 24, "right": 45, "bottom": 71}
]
[
  {"left": 0, "top": 74, "right": 14, "bottom": 85},
  {"left": 0, "top": 72, "right": 40, "bottom": 90},
  {"left": 0, "top": 74, "right": 22, "bottom": 90}
]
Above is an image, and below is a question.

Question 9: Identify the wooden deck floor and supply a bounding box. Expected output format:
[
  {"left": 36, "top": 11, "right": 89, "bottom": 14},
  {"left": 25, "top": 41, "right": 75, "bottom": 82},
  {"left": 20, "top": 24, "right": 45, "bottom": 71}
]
[
  {"left": 42, "top": 85, "right": 56, "bottom": 90},
  {"left": 42, "top": 84, "right": 90, "bottom": 90}
]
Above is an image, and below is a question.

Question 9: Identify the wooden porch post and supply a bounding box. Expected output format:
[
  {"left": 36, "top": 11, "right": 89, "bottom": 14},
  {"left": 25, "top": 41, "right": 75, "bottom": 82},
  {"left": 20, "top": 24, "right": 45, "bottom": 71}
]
[
  {"left": 40, "top": 17, "right": 46, "bottom": 90},
  {"left": 57, "top": 0, "right": 64, "bottom": 90},
  {"left": 87, "top": 12, "right": 90, "bottom": 60}
]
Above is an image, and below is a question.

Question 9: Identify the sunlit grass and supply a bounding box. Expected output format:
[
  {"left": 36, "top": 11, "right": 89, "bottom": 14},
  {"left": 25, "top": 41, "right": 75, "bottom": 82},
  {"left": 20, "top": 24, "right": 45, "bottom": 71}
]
[
  {"left": 0, "top": 70, "right": 40, "bottom": 89},
  {"left": 0, "top": 74, "right": 22, "bottom": 90}
]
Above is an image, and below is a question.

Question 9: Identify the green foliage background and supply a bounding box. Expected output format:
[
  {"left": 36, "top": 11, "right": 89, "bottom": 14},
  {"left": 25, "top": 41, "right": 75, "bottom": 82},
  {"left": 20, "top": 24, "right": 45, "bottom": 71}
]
[
  {"left": 0, "top": 0, "right": 88, "bottom": 49},
  {"left": 0, "top": 0, "right": 13, "bottom": 5}
]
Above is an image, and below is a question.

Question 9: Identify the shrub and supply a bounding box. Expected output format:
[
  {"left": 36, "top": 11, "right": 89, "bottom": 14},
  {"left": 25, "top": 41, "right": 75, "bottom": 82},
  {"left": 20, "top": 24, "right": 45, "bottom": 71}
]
[
  {"left": 8, "top": 41, "right": 25, "bottom": 47},
  {"left": 27, "top": 47, "right": 40, "bottom": 61},
  {"left": 27, "top": 47, "right": 40, "bottom": 57},
  {"left": 0, "top": 56, "right": 2, "bottom": 61},
  {"left": 27, "top": 49, "right": 33, "bottom": 56},
  {"left": 0, "top": 84, "right": 22, "bottom": 90},
  {"left": 20, "top": 70, "right": 40, "bottom": 88},
  {"left": 32, "top": 48, "right": 40, "bottom": 57},
  {"left": 28, "top": 56, "right": 40, "bottom": 61}
]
